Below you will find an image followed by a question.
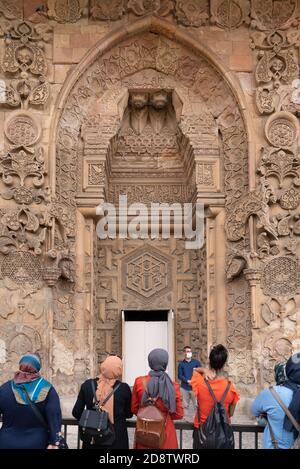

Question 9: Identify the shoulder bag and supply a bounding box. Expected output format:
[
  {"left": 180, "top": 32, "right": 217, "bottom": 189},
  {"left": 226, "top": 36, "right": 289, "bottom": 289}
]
[{"left": 79, "top": 380, "right": 121, "bottom": 447}]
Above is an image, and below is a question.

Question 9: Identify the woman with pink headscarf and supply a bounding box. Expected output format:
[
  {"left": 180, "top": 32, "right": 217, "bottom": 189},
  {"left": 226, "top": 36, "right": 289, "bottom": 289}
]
[{"left": 73, "top": 355, "right": 132, "bottom": 449}]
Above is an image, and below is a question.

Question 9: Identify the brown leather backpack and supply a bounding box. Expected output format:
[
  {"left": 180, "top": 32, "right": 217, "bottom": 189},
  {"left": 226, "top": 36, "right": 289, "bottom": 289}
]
[{"left": 136, "top": 379, "right": 167, "bottom": 449}]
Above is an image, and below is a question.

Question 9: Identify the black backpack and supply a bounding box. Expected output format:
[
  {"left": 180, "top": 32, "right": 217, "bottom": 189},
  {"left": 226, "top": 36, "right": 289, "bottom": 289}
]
[{"left": 193, "top": 379, "right": 234, "bottom": 449}]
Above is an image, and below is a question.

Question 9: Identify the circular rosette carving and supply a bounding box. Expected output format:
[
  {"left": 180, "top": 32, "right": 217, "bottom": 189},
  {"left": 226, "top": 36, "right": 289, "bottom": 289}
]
[
  {"left": 265, "top": 111, "right": 299, "bottom": 148},
  {"left": 279, "top": 187, "right": 300, "bottom": 210},
  {"left": 211, "top": 0, "right": 249, "bottom": 29},
  {"left": 261, "top": 256, "right": 300, "bottom": 299},
  {"left": 4, "top": 111, "right": 41, "bottom": 147}
]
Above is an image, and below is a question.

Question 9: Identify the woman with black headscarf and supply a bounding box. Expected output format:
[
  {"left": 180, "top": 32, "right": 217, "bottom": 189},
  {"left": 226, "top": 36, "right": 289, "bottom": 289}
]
[{"left": 131, "top": 348, "right": 184, "bottom": 449}]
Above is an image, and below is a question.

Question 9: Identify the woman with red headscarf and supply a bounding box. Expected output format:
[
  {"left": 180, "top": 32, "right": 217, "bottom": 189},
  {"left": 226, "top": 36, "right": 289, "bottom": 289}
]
[{"left": 73, "top": 355, "right": 132, "bottom": 449}]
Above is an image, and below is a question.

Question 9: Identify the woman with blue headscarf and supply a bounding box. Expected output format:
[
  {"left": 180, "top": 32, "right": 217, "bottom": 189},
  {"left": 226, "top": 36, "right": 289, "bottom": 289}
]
[
  {"left": 252, "top": 354, "right": 300, "bottom": 449},
  {"left": 131, "top": 348, "right": 184, "bottom": 449},
  {"left": 0, "top": 353, "right": 62, "bottom": 449}
]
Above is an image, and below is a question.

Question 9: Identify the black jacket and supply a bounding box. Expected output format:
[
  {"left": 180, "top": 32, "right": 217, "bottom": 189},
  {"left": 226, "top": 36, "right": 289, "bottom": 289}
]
[{"left": 72, "top": 378, "right": 132, "bottom": 449}]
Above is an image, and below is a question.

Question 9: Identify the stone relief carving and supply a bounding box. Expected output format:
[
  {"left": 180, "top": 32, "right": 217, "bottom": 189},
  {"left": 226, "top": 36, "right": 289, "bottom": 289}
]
[
  {"left": 256, "top": 330, "right": 294, "bottom": 385},
  {"left": 0, "top": 21, "right": 52, "bottom": 109},
  {"left": 250, "top": 0, "right": 298, "bottom": 31},
  {"left": 0, "top": 323, "right": 43, "bottom": 382},
  {"left": 265, "top": 111, "right": 299, "bottom": 147},
  {"left": 90, "top": 0, "right": 125, "bottom": 20},
  {"left": 227, "top": 293, "right": 254, "bottom": 388},
  {"left": 0, "top": 3, "right": 297, "bottom": 399},
  {"left": 13, "top": 0, "right": 297, "bottom": 35},
  {"left": 196, "top": 163, "right": 215, "bottom": 186},
  {"left": 0, "top": 113, "right": 48, "bottom": 205},
  {"left": 122, "top": 246, "right": 172, "bottom": 301},
  {"left": 47, "top": 0, "right": 87, "bottom": 22},
  {"left": 87, "top": 163, "right": 105, "bottom": 187},
  {"left": 55, "top": 30, "right": 250, "bottom": 387},
  {"left": 251, "top": 31, "right": 299, "bottom": 88},
  {"left": 245, "top": 2, "right": 300, "bottom": 381},
  {"left": 108, "top": 184, "right": 194, "bottom": 205},
  {"left": 0, "top": 0, "right": 22, "bottom": 20},
  {"left": 227, "top": 98, "right": 300, "bottom": 367},
  {"left": 261, "top": 256, "right": 300, "bottom": 299},
  {"left": 251, "top": 29, "right": 300, "bottom": 115},
  {"left": 175, "top": 0, "right": 209, "bottom": 26},
  {"left": 225, "top": 185, "right": 277, "bottom": 243},
  {"left": 0, "top": 112, "right": 74, "bottom": 295},
  {"left": 95, "top": 239, "right": 205, "bottom": 364},
  {"left": 211, "top": 0, "right": 250, "bottom": 29},
  {"left": 116, "top": 90, "right": 178, "bottom": 157},
  {"left": 128, "top": 0, "right": 174, "bottom": 17}
]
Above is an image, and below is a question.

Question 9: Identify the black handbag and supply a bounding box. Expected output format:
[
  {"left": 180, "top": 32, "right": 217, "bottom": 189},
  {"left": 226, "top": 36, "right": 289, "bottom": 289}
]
[
  {"left": 79, "top": 380, "right": 121, "bottom": 447},
  {"left": 21, "top": 386, "right": 68, "bottom": 449}
]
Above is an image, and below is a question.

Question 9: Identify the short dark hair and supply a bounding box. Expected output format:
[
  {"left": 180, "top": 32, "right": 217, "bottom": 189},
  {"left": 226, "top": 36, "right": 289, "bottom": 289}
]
[
  {"left": 183, "top": 346, "right": 191, "bottom": 351},
  {"left": 209, "top": 344, "right": 228, "bottom": 371}
]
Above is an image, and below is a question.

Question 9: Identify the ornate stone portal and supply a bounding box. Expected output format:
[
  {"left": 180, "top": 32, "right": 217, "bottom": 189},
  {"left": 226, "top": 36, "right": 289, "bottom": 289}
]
[
  {"left": 52, "top": 19, "right": 250, "bottom": 399},
  {"left": 0, "top": 7, "right": 299, "bottom": 408}
]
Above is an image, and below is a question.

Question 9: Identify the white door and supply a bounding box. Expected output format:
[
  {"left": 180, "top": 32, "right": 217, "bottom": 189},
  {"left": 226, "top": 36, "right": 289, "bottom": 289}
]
[
  {"left": 167, "top": 309, "right": 175, "bottom": 380},
  {"left": 124, "top": 320, "right": 168, "bottom": 386}
]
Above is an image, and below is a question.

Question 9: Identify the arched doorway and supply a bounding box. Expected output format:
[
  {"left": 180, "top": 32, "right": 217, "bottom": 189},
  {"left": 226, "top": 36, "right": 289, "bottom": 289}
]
[{"left": 50, "top": 16, "right": 254, "bottom": 397}]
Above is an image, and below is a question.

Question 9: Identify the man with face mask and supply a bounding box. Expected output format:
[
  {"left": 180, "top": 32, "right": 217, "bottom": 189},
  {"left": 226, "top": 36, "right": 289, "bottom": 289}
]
[{"left": 178, "top": 346, "right": 201, "bottom": 419}]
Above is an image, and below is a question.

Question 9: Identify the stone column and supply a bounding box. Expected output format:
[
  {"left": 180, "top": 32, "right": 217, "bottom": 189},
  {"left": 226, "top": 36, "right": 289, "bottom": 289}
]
[{"left": 206, "top": 207, "right": 227, "bottom": 347}]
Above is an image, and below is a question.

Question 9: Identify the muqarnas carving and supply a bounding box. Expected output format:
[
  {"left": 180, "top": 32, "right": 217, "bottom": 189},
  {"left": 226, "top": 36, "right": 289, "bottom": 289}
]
[
  {"left": 117, "top": 90, "right": 178, "bottom": 160},
  {"left": 0, "top": 21, "right": 52, "bottom": 109}
]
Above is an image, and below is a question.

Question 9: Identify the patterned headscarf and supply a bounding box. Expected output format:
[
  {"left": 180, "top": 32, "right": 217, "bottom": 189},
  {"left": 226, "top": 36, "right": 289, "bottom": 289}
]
[
  {"left": 141, "top": 348, "right": 176, "bottom": 413},
  {"left": 12, "top": 354, "right": 51, "bottom": 405}
]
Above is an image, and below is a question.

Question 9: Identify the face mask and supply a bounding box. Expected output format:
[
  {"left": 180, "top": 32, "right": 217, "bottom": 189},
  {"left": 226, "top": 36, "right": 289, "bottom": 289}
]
[{"left": 186, "top": 352, "right": 192, "bottom": 359}]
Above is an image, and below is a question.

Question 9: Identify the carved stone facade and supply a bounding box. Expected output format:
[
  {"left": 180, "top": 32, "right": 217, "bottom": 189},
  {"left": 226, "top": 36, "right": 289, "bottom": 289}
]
[
  {"left": 94, "top": 239, "right": 207, "bottom": 366},
  {"left": 0, "top": 2, "right": 299, "bottom": 412}
]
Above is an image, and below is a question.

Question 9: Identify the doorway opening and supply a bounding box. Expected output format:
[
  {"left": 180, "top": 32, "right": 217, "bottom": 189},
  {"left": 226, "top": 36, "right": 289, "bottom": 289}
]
[{"left": 122, "top": 309, "right": 175, "bottom": 386}]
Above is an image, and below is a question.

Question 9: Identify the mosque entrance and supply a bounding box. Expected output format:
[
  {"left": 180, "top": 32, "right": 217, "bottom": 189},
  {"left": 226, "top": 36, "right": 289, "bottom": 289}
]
[{"left": 122, "top": 310, "right": 175, "bottom": 386}]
